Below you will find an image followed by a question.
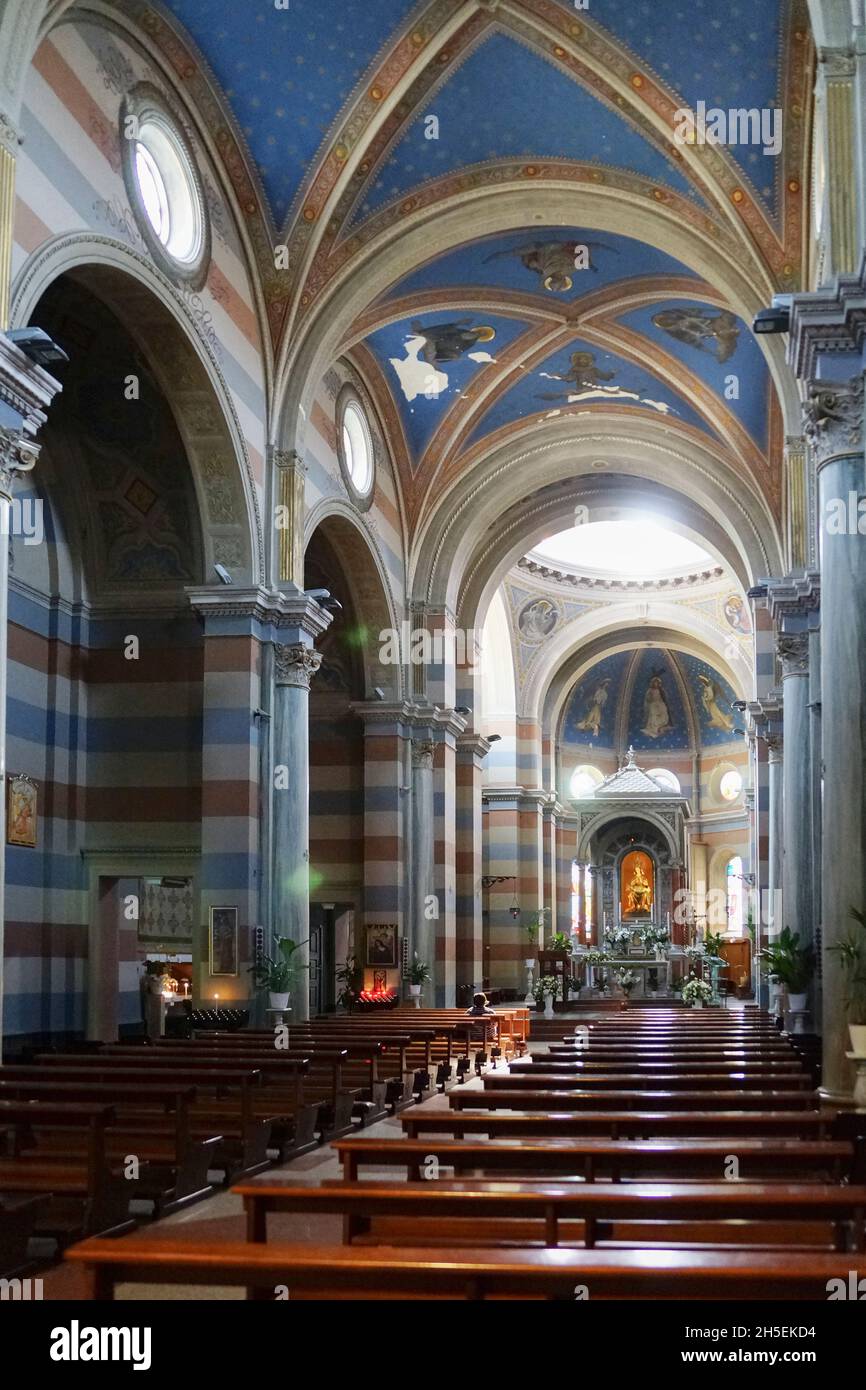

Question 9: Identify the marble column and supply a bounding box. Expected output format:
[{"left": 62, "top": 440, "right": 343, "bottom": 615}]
[
  {"left": 271, "top": 595, "right": 331, "bottom": 1022},
  {"left": 0, "top": 337, "right": 61, "bottom": 1059},
  {"left": 410, "top": 736, "right": 435, "bottom": 980},
  {"left": 765, "top": 732, "right": 784, "bottom": 943},
  {"left": 777, "top": 634, "right": 813, "bottom": 949},
  {"left": 808, "top": 377, "right": 866, "bottom": 1099},
  {"left": 455, "top": 732, "right": 490, "bottom": 998}
]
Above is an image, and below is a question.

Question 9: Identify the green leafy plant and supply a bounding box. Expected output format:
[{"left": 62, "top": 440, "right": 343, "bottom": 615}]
[
  {"left": 829, "top": 909, "right": 866, "bottom": 1025},
  {"left": 759, "top": 926, "right": 815, "bottom": 994},
  {"left": 549, "top": 931, "right": 571, "bottom": 953},
  {"left": 248, "top": 934, "right": 308, "bottom": 994},
  {"left": 408, "top": 957, "right": 431, "bottom": 986},
  {"left": 335, "top": 954, "right": 363, "bottom": 1011},
  {"left": 523, "top": 908, "right": 549, "bottom": 947},
  {"left": 704, "top": 930, "right": 727, "bottom": 961}
]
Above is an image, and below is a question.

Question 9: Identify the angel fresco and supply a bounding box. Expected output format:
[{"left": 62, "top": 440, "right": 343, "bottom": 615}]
[
  {"left": 698, "top": 673, "right": 735, "bottom": 732},
  {"left": 641, "top": 669, "right": 675, "bottom": 740},
  {"left": 483, "top": 239, "right": 620, "bottom": 293},
  {"left": 536, "top": 350, "right": 618, "bottom": 399},
  {"left": 651, "top": 308, "right": 740, "bottom": 364},
  {"left": 575, "top": 677, "right": 611, "bottom": 738},
  {"left": 411, "top": 318, "right": 496, "bottom": 364}
]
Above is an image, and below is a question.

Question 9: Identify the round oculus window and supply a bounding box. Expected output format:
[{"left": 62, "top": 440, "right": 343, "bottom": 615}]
[
  {"left": 339, "top": 397, "right": 375, "bottom": 503},
  {"left": 123, "top": 90, "right": 209, "bottom": 283},
  {"left": 719, "top": 769, "right": 743, "bottom": 802}
]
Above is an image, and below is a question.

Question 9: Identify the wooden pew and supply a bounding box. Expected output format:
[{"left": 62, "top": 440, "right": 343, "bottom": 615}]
[
  {"left": 332, "top": 1134, "right": 854, "bottom": 1183},
  {"left": 0, "top": 1099, "right": 142, "bottom": 1242},
  {"left": 450, "top": 1087, "right": 818, "bottom": 1113},
  {"left": 231, "top": 1177, "right": 866, "bottom": 1251},
  {"left": 402, "top": 1109, "right": 832, "bottom": 1140},
  {"left": 484, "top": 1071, "right": 813, "bottom": 1091},
  {"left": 65, "top": 1235, "right": 866, "bottom": 1300},
  {"left": 0, "top": 1193, "right": 47, "bottom": 1277}
]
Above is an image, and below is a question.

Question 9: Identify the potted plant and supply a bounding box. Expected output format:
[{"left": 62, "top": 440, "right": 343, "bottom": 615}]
[
  {"left": 523, "top": 909, "right": 548, "bottom": 963},
  {"left": 614, "top": 967, "right": 637, "bottom": 1008},
  {"left": 830, "top": 909, "right": 866, "bottom": 1056},
  {"left": 682, "top": 976, "right": 713, "bottom": 1008},
  {"left": 335, "top": 955, "right": 363, "bottom": 1012},
  {"left": 248, "top": 933, "right": 308, "bottom": 1011},
  {"left": 408, "top": 956, "right": 431, "bottom": 999},
  {"left": 759, "top": 926, "right": 815, "bottom": 1013},
  {"left": 548, "top": 931, "right": 571, "bottom": 953}
]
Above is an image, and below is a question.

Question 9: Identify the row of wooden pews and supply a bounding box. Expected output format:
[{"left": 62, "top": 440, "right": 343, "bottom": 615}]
[{"left": 64, "top": 1007, "right": 866, "bottom": 1299}]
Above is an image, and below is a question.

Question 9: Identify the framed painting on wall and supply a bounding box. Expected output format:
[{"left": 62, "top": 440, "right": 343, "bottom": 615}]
[
  {"left": 209, "top": 906, "right": 239, "bottom": 976},
  {"left": 6, "top": 774, "right": 37, "bottom": 848},
  {"left": 366, "top": 922, "right": 398, "bottom": 968}
]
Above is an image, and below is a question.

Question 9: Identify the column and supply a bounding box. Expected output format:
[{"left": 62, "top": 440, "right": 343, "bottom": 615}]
[
  {"left": 272, "top": 450, "right": 306, "bottom": 586},
  {"left": 589, "top": 865, "right": 601, "bottom": 943},
  {"left": 809, "top": 613, "right": 823, "bottom": 1026},
  {"left": 455, "top": 732, "right": 490, "bottom": 999},
  {"left": 0, "top": 338, "right": 61, "bottom": 1058},
  {"left": 350, "top": 701, "right": 411, "bottom": 987},
  {"left": 765, "top": 733, "right": 784, "bottom": 938},
  {"left": 272, "top": 595, "right": 331, "bottom": 1022},
  {"left": 410, "top": 735, "right": 435, "bottom": 983},
  {"left": 808, "top": 377, "right": 866, "bottom": 1098},
  {"left": 777, "top": 633, "right": 813, "bottom": 946}
]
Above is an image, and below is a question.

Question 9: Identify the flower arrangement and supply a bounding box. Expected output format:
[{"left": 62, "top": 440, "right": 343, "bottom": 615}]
[
  {"left": 685, "top": 943, "right": 707, "bottom": 962},
  {"left": 532, "top": 975, "right": 559, "bottom": 1006},
  {"left": 584, "top": 949, "right": 610, "bottom": 967},
  {"left": 605, "top": 925, "right": 633, "bottom": 954},
  {"left": 640, "top": 925, "right": 669, "bottom": 952},
  {"left": 682, "top": 977, "right": 713, "bottom": 1006},
  {"left": 614, "top": 968, "right": 638, "bottom": 996}
]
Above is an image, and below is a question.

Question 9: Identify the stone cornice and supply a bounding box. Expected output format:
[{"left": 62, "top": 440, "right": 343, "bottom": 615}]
[
  {"left": 765, "top": 571, "right": 821, "bottom": 626},
  {"left": 787, "top": 252, "right": 866, "bottom": 380},
  {"left": 0, "top": 333, "right": 62, "bottom": 435},
  {"left": 518, "top": 557, "right": 726, "bottom": 592},
  {"left": 456, "top": 732, "right": 492, "bottom": 759}
]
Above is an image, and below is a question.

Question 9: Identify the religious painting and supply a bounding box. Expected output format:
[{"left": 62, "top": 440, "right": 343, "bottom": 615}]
[
  {"left": 482, "top": 237, "right": 620, "bottom": 294},
  {"left": 366, "top": 922, "right": 398, "bottom": 968},
  {"left": 651, "top": 307, "right": 740, "bottom": 363},
  {"left": 209, "top": 906, "right": 239, "bottom": 977},
  {"left": 372, "top": 969, "right": 388, "bottom": 993},
  {"left": 534, "top": 349, "right": 675, "bottom": 417},
  {"left": 723, "top": 593, "right": 752, "bottom": 635},
  {"left": 641, "top": 668, "right": 675, "bottom": 739},
  {"left": 6, "top": 774, "right": 37, "bottom": 848},
  {"left": 518, "top": 597, "right": 558, "bottom": 641},
  {"left": 697, "top": 673, "right": 735, "bottom": 732},
  {"left": 621, "top": 851, "right": 654, "bottom": 919},
  {"left": 389, "top": 319, "right": 497, "bottom": 403},
  {"left": 574, "top": 677, "right": 612, "bottom": 738}
]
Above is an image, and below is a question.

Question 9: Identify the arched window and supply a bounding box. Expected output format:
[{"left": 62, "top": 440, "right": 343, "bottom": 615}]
[
  {"left": 648, "top": 767, "right": 680, "bottom": 793},
  {"left": 570, "top": 764, "right": 603, "bottom": 799},
  {"left": 726, "top": 856, "right": 745, "bottom": 936},
  {"left": 122, "top": 87, "right": 209, "bottom": 285},
  {"left": 336, "top": 389, "right": 376, "bottom": 508}
]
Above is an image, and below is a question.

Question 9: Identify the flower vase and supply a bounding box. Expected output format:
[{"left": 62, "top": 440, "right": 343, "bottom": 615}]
[{"left": 543, "top": 992, "right": 555, "bottom": 1020}]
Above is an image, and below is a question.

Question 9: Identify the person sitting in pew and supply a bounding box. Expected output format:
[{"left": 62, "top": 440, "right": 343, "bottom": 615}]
[{"left": 466, "top": 992, "right": 496, "bottom": 1018}]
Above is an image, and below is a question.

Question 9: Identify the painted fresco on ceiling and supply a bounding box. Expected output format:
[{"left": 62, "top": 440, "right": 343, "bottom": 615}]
[
  {"left": 365, "top": 311, "right": 529, "bottom": 460},
  {"left": 574, "top": 0, "right": 786, "bottom": 211},
  {"left": 380, "top": 228, "right": 696, "bottom": 306},
  {"left": 164, "top": 0, "right": 418, "bottom": 223},
  {"left": 619, "top": 299, "right": 770, "bottom": 449},
  {"left": 723, "top": 593, "right": 752, "bottom": 635},
  {"left": 626, "top": 650, "right": 691, "bottom": 751},
  {"left": 353, "top": 32, "right": 701, "bottom": 222},
  {"left": 678, "top": 653, "right": 741, "bottom": 744},
  {"left": 467, "top": 338, "right": 713, "bottom": 448},
  {"left": 562, "top": 652, "right": 630, "bottom": 749}
]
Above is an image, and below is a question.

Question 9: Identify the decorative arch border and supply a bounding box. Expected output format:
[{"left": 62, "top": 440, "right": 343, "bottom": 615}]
[
  {"left": 9, "top": 232, "right": 264, "bottom": 584},
  {"left": 577, "top": 806, "right": 680, "bottom": 863}
]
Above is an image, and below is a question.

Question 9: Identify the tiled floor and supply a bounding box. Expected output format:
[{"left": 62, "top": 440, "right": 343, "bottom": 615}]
[{"left": 41, "top": 1073, "right": 489, "bottom": 1300}]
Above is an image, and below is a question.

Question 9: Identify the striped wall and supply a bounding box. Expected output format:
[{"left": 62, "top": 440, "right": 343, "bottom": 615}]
[{"left": 12, "top": 19, "right": 267, "bottom": 510}]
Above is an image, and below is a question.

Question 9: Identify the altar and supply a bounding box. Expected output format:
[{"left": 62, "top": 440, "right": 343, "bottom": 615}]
[{"left": 585, "top": 957, "right": 672, "bottom": 996}]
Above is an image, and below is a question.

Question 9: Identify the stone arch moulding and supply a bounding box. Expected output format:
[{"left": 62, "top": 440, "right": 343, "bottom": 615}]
[
  {"left": 304, "top": 496, "right": 402, "bottom": 701},
  {"left": 411, "top": 425, "right": 783, "bottom": 623},
  {"left": 9, "top": 232, "right": 264, "bottom": 585},
  {"left": 274, "top": 184, "right": 800, "bottom": 462},
  {"left": 577, "top": 807, "right": 681, "bottom": 864}
]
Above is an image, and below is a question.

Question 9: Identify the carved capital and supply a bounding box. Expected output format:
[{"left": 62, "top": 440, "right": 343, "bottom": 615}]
[
  {"left": 271, "top": 447, "right": 307, "bottom": 475},
  {"left": 818, "top": 47, "right": 856, "bottom": 80},
  {"left": 765, "top": 732, "right": 784, "bottom": 761},
  {"left": 803, "top": 376, "right": 865, "bottom": 466},
  {"left": 777, "top": 632, "right": 809, "bottom": 677},
  {"left": 274, "top": 642, "right": 322, "bottom": 689},
  {"left": 411, "top": 739, "right": 435, "bottom": 771},
  {"left": 0, "top": 427, "right": 40, "bottom": 496}
]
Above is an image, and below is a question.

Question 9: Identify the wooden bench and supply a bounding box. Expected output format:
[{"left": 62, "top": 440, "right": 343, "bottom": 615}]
[
  {"left": 402, "top": 1109, "right": 832, "bottom": 1140},
  {"left": 332, "top": 1134, "right": 854, "bottom": 1183},
  {"left": 231, "top": 1177, "right": 866, "bottom": 1250},
  {"left": 64, "top": 1235, "right": 866, "bottom": 1300},
  {"left": 451, "top": 1087, "right": 817, "bottom": 1113},
  {"left": 486, "top": 1071, "right": 813, "bottom": 1091}
]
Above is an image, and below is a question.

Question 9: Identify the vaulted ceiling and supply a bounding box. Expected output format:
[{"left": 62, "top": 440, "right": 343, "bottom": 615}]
[{"left": 150, "top": 0, "right": 811, "bottom": 539}]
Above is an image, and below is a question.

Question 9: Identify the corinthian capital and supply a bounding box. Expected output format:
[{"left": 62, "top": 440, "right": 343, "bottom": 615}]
[
  {"left": 411, "top": 739, "right": 435, "bottom": 771},
  {"left": 0, "top": 427, "right": 40, "bottom": 495},
  {"left": 777, "top": 632, "right": 809, "bottom": 677},
  {"left": 803, "top": 376, "right": 865, "bottom": 466},
  {"left": 274, "top": 642, "right": 322, "bottom": 689}
]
